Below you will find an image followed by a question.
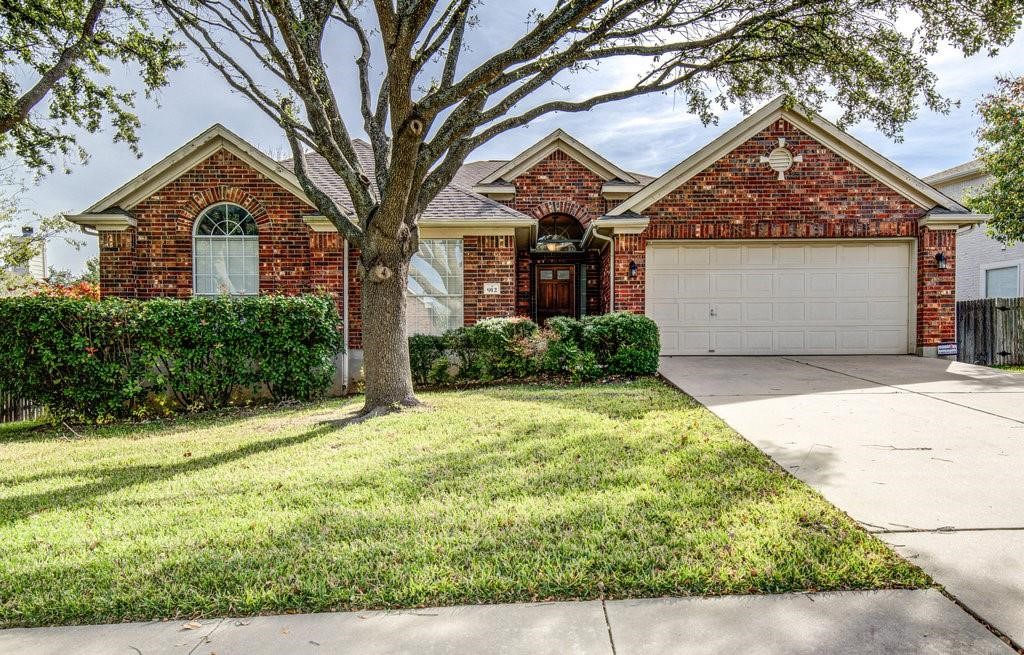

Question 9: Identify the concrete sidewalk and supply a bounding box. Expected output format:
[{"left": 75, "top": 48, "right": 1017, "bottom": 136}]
[{"left": 0, "top": 589, "right": 1011, "bottom": 655}]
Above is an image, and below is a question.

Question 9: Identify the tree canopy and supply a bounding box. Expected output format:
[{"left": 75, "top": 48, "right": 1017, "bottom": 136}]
[
  {"left": 0, "top": 0, "right": 182, "bottom": 171},
  {"left": 968, "top": 74, "right": 1024, "bottom": 243},
  {"left": 157, "top": 0, "right": 1024, "bottom": 412}
]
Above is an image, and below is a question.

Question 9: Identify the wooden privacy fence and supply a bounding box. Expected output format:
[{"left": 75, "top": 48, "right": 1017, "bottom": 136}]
[
  {"left": 0, "top": 392, "right": 44, "bottom": 424},
  {"left": 956, "top": 297, "right": 1024, "bottom": 366}
]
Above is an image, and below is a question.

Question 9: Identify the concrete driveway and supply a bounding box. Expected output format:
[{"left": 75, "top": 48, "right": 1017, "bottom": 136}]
[{"left": 660, "top": 355, "right": 1024, "bottom": 648}]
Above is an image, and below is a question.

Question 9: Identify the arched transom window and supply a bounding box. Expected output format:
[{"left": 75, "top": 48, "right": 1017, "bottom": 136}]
[{"left": 193, "top": 203, "right": 259, "bottom": 295}]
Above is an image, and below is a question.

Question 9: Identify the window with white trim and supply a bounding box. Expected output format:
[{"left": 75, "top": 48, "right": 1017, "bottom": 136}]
[
  {"left": 984, "top": 265, "right": 1019, "bottom": 299},
  {"left": 407, "top": 239, "right": 463, "bottom": 335},
  {"left": 193, "top": 203, "right": 259, "bottom": 295}
]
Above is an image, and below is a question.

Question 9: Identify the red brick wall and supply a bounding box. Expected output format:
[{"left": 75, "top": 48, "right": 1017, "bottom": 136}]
[
  {"left": 502, "top": 150, "right": 610, "bottom": 220},
  {"left": 917, "top": 228, "right": 956, "bottom": 347},
  {"left": 643, "top": 119, "right": 923, "bottom": 240},
  {"left": 463, "top": 235, "right": 517, "bottom": 323},
  {"left": 611, "top": 234, "right": 646, "bottom": 313},
  {"left": 104, "top": 150, "right": 318, "bottom": 299},
  {"left": 98, "top": 230, "right": 137, "bottom": 298},
  {"left": 515, "top": 249, "right": 532, "bottom": 317}
]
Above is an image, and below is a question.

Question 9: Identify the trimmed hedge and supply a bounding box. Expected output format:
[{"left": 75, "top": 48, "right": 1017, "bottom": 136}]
[
  {"left": 0, "top": 294, "right": 344, "bottom": 421},
  {"left": 409, "top": 312, "right": 660, "bottom": 386}
]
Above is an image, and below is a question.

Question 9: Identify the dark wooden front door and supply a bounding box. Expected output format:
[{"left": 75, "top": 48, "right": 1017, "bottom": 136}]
[{"left": 536, "top": 264, "right": 575, "bottom": 324}]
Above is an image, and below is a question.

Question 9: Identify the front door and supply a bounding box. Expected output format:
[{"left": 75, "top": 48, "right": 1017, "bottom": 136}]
[{"left": 536, "top": 264, "right": 575, "bottom": 324}]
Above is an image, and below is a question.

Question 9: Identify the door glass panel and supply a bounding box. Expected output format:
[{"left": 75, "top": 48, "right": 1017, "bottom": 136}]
[
  {"left": 540, "top": 270, "right": 553, "bottom": 280},
  {"left": 556, "top": 269, "right": 570, "bottom": 280}
]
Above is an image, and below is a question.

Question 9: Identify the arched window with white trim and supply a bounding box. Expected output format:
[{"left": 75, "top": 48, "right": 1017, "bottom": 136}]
[{"left": 193, "top": 203, "right": 259, "bottom": 295}]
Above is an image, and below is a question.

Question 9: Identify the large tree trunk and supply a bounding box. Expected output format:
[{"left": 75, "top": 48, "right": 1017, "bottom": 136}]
[{"left": 358, "top": 205, "right": 420, "bottom": 414}]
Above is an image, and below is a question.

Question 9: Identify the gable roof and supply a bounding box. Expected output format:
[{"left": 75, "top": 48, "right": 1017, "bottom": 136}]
[
  {"left": 80, "top": 124, "right": 314, "bottom": 214},
  {"left": 608, "top": 97, "right": 969, "bottom": 216},
  {"left": 923, "top": 158, "right": 986, "bottom": 186},
  {"left": 477, "top": 128, "right": 640, "bottom": 185},
  {"left": 70, "top": 125, "right": 534, "bottom": 230},
  {"left": 286, "top": 141, "right": 531, "bottom": 223}
]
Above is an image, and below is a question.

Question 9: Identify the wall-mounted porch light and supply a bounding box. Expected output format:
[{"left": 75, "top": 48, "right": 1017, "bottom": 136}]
[
  {"left": 935, "top": 252, "right": 948, "bottom": 270},
  {"left": 628, "top": 260, "right": 639, "bottom": 278}
]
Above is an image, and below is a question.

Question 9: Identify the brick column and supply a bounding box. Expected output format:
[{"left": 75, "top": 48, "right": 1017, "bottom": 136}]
[
  {"left": 463, "top": 235, "right": 516, "bottom": 324},
  {"left": 98, "top": 229, "right": 136, "bottom": 299},
  {"left": 916, "top": 226, "right": 956, "bottom": 354},
  {"left": 612, "top": 233, "right": 646, "bottom": 313}
]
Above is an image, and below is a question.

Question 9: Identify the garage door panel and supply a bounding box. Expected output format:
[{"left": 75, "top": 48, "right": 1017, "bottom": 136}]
[
  {"left": 776, "top": 331, "right": 806, "bottom": 350},
  {"left": 682, "top": 247, "right": 710, "bottom": 268},
  {"left": 745, "top": 303, "right": 773, "bottom": 322},
  {"left": 776, "top": 273, "right": 805, "bottom": 297},
  {"left": 776, "top": 302, "right": 805, "bottom": 322},
  {"left": 681, "top": 302, "right": 710, "bottom": 324},
  {"left": 744, "top": 273, "right": 772, "bottom": 294},
  {"left": 871, "top": 270, "right": 909, "bottom": 297},
  {"left": 871, "top": 300, "right": 908, "bottom": 323},
  {"left": 744, "top": 245, "right": 774, "bottom": 267},
  {"left": 712, "top": 273, "right": 743, "bottom": 295},
  {"left": 649, "top": 301, "right": 680, "bottom": 324},
  {"left": 778, "top": 245, "right": 806, "bottom": 267},
  {"left": 807, "top": 302, "right": 837, "bottom": 322},
  {"left": 808, "top": 245, "right": 838, "bottom": 267},
  {"left": 871, "top": 243, "right": 911, "bottom": 267},
  {"left": 682, "top": 273, "right": 710, "bottom": 296},
  {"left": 648, "top": 272, "right": 679, "bottom": 298},
  {"left": 807, "top": 273, "right": 837, "bottom": 296},
  {"left": 647, "top": 241, "right": 911, "bottom": 355},
  {"left": 839, "top": 245, "right": 872, "bottom": 267},
  {"left": 839, "top": 272, "right": 870, "bottom": 296},
  {"left": 712, "top": 246, "right": 742, "bottom": 267}
]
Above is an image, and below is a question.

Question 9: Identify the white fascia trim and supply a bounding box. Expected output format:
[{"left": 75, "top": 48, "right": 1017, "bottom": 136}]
[
  {"left": 470, "top": 183, "right": 516, "bottom": 200},
  {"left": 593, "top": 215, "right": 650, "bottom": 234},
  {"left": 918, "top": 213, "right": 990, "bottom": 230},
  {"left": 303, "top": 215, "right": 339, "bottom": 232},
  {"left": 478, "top": 128, "right": 638, "bottom": 185},
  {"left": 422, "top": 217, "right": 537, "bottom": 228},
  {"left": 609, "top": 97, "right": 968, "bottom": 216},
  {"left": 601, "top": 182, "right": 643, "bottom": 200},
  {"left": 64, "top": 213, "right": 137, "bottom": 232},
  {"left": 81, "top": 124, "right": 315, "bottom": 214},
  {"left": 300, "top": 217, "right": 537, "bottom": 233}
]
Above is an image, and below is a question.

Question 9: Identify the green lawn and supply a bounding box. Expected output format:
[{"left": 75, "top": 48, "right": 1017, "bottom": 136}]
[
  {"left": 0, "top": 379, "right": 927, "bottom": 627},
  {"left": 993, "top": 364, "right": 1024, "bottom": 373}
]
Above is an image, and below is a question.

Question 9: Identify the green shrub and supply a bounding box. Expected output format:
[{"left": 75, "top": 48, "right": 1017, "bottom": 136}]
[
  {"left": 582, "top": 312, "right": 660, "bottom": 375},
  {"left": 139, "top": 295, "right": 343, "bottom": 408},
  {"left": 409, "top": 335, "right": 446, "bottom": 385},
  {"left": 449, "top": 317, "right": 540, "bottom": 381},
  {"left": 0, "top": 296, "right": 147, "bottom": 421},
  {"left": 407, "top": 313, "right": 660, "bottom": 387},
  {"left": 0, "top": 294, "right": 344, "bottom": 421}
]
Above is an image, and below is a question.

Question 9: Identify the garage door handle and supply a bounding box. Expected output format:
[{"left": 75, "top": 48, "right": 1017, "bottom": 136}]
[{"left": 710, "top": 308, "right": 717, "bottom": 317}]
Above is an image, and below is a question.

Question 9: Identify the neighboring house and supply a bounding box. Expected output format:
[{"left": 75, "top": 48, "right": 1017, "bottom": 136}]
[
  {"left": 923, "top": 159, "right": 1023, "bottom": 301},
  {"left": 4, "top": 226, "right": 47, "bottom": 283},
  {"left": 66, "top": 97, "right": 984, "bottom": 385}
]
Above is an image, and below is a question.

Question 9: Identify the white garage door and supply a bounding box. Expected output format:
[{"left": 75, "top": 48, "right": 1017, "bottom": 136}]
[{"left": 647, "top": 241, "right": 912, "bottom": 355}]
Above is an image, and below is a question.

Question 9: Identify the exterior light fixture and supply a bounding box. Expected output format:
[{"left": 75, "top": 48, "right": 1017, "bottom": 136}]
[
  {"left": 628, "top": 260, "right": 639, "bottom": 278},
  {"left": 935, "top": 252, "right": 947, "bottom": 270}
]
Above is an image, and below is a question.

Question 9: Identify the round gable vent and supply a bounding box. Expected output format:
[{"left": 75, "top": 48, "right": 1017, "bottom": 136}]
[{"left": 759, "top": 137, "right": 803, "bottom": 180}]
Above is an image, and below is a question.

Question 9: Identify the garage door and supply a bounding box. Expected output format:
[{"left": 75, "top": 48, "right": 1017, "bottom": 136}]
[{"left": 647, "top": 242, "right": 911, "bottom": 355}]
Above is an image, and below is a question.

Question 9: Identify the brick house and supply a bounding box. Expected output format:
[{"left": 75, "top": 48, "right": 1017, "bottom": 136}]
[{"left": 67, "top": 97, "right": 985, "bottom": 385}]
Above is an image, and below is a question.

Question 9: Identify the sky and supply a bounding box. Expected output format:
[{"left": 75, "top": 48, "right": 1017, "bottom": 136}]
[{"left": 10, "top": 7, "right": 1024, "bottom": 275}]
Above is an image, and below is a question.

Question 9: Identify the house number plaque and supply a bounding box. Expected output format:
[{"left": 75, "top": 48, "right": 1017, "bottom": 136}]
[{"left": 483, "top": 283, "right": 501, "bottom": 295}]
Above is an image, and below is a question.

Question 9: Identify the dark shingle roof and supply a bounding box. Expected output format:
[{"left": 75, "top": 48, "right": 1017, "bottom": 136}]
[
  {"left": 282, "top": 141, "right": 654, "bottom": 220},
  {"left": 284, "top": 142, "right": 529, "bottom": 222}
]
